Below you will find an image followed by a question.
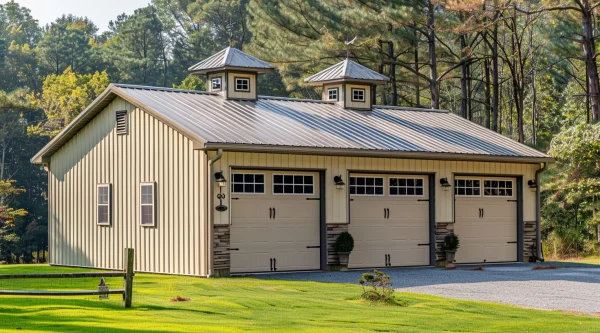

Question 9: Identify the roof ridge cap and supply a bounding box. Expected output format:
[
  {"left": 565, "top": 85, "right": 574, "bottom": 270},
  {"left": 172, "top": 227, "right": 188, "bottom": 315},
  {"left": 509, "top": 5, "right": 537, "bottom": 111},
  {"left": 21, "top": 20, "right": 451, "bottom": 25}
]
[
  {"left": 222, "top": 46, "right": 232, "bottom": 66},
  {"left": 341, "top": 59, "right": 349, "bottom": 78},
  {"left": 258, "top": 95, "right": 335, "bottom": 104},
  {"left": 374, "top": 105, "right": 449, "bottom": 113}
]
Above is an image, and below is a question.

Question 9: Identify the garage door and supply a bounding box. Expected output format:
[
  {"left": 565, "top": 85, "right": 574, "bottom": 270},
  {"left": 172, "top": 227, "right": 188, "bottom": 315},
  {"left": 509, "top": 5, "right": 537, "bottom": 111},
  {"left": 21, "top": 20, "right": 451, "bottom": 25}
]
[
  {"left": 454, "top": 177, "right": 517, "bottom": 263},
  {"left": 349, "top": 174, "right": 430, "bottom": 268},
  {"left": 230, "top": 170, "right": 320, "bottom": 273}
]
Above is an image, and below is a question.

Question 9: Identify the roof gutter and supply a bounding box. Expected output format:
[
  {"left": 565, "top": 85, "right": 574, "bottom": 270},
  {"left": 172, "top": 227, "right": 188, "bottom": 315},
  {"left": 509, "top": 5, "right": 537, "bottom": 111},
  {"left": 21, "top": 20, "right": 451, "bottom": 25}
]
[
  {"left": 535, "top": 162, "right": 548, "bottom": 262},
  {"left": 206, "top": 148, "right": 223, "bottom": 277},
  {"left": 203, "top": 143, "right": 555, "bottom": 164}
]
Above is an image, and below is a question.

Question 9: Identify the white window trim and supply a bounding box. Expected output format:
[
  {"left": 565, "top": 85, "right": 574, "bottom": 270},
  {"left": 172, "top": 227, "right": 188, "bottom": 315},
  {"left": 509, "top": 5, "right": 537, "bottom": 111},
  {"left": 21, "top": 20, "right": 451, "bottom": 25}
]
[
  {"left": 272, "top": 174, "right": 315, "bottom": 195},
  {"left": 482, "top": 179, "right": 514, "bottom": 198},
  {"left": 327, "top": 88, "right": 338, "bottom": 101},
  {"left": 140, "top": 182, "right": 156, "bottom": 227},
  {"left": 351, "top": 88, "right": 366, "bottom": 102},
  {"left": 454, "top": 178, "right": 482, "bottom": 197},
  {"left": 234, "top": 77, "right": 250, "bottom": 92},
  {"left": 231, "top": 173, "right": 266, "bottom": 194},
  {"left": 211, "top": 77, "right": 222, "bottom": 91},
  {"left": 388, "top": 177, "right": 425, "bottom": 197},
  {"left": 97, "top": 184, "right": 111, "bottom": 226},
  {"left": 349, "top": 176, "right": 385, "bottom": 196}
]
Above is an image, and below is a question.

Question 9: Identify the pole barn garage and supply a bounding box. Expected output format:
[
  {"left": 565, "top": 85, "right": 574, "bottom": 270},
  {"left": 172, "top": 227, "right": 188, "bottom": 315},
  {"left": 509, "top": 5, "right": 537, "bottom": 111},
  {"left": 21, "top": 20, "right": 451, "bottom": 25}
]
[{"left": 32, "top": 47, "right": 553, "bottom": 276}]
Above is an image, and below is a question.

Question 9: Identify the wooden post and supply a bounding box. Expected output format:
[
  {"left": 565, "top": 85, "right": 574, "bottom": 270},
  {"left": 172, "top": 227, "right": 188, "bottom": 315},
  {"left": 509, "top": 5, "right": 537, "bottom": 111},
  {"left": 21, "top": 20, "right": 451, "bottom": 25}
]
[{"left": 123, "top": 248, "right": 134, "bottom": 308}]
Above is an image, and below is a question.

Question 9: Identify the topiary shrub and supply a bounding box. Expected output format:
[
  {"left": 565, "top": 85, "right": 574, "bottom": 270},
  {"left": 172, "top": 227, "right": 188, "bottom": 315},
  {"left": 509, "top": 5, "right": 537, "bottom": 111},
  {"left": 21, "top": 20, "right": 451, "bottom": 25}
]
[
  {"left": 334, "top": 231, "right": 354, "bottom": 253},
  {"left": 443, "top": 233, "right": 460, "bottom": 251}
]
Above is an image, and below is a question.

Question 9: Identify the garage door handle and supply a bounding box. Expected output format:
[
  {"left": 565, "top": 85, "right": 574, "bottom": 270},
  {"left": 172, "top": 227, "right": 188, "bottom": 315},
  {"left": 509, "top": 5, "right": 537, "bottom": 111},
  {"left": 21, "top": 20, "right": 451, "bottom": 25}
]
[
  {"left": 273, "top": 207, "right": 276, "bottom": 219},
  {"left": 231, "top": 197, "right": 240, "bottom": 200},
  {"left": 227, "top": 248, "right": 239, "bottom": 251},
  {"left": 306, "top": 198, "right": 320, "bottom": 200},
  {"left": 306, "top": 246, "right": 320, "bottom": 249},
  {"left": 417, "top": 199, "right": 429, "bottom": 202},
  {"left": 482, "top": 208, "right": 484, "bottom": 218},
  {"left": 507, "top": 199, "right": 518, "bottom": 202},
  {"left": 270, "top": 258, "right": 273, "bottom": 271},
  {"left": 269, "top": 207, "right": 272, "bottom": 219},
  {"left": 418, "top": 243, "right": 430, "bottom": 246},
  {"left": 507, "top": 241, "right": 518, "bottom": 244}
]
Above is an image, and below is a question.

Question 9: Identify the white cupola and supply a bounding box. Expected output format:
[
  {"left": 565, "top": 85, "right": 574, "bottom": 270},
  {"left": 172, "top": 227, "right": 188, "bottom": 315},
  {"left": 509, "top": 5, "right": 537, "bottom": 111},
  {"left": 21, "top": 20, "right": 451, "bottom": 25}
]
[
  {"left": 188, "top": 47, "right": 274, "bottom": 101},
  {"left": 304, "top": 59, "right": 389, "bottom": 110}
]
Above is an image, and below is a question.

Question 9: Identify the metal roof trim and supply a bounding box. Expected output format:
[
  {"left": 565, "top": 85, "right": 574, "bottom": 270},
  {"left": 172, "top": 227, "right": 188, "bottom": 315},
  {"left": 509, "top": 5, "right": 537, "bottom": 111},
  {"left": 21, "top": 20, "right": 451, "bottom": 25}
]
[
  {"left": 203, "top": 142, "right": 555, "bottom": 164},
  {"left": 374, "top": 105, "right": 450, "bottom": 113},
  {"left": 258, "top": 96, "right": 336, "bottom": 104}
]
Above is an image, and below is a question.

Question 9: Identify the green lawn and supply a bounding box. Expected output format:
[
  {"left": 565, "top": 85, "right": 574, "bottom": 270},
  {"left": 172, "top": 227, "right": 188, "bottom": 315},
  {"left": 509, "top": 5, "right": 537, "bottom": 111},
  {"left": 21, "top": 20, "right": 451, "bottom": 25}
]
[
  {"left": 0, "top": 265, "right": 598, "bottom": 332},
  {"left": 551, "top": 255, "right": 600, "bottom": 266}
]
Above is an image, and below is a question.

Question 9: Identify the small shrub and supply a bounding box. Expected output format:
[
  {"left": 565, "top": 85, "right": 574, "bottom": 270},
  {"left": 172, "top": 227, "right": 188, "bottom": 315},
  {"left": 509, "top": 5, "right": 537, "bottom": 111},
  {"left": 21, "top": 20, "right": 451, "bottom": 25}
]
[
  {"left": 335, "top": 232, "right": 354, "bottom": 253},
  {"left": 358, "top": 270, "right": 402, "bottom": 306},
  {"left": 443, "top": 233, "right": 460, "bottom": 251}
]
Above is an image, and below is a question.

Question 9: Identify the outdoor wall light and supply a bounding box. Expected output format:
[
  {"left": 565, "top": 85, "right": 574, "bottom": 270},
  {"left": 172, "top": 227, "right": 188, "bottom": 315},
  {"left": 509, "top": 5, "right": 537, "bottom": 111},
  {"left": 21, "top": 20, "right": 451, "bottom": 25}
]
[
  {"left": 528, "top": 179, "right": 538, "bottom": 191},
  {"left": 439, "top": 178, "right": 451, "bottom": 191},
  {"left": 214, "top": 171, "right": 227, "bottom": 187},
  {"left": 334, "top": 175, "right": 345, "bottom": 190}
]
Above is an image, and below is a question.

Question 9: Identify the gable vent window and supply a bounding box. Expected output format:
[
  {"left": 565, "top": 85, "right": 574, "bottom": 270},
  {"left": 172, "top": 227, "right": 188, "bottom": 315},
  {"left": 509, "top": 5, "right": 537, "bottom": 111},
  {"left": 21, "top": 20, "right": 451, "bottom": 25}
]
[
  {"left": 327, "top": 88, "right": 338, "bottom": 101},
  {"left": 351, "top": 88, "right": 365, "bottom": 102},
  {"left": 235, "top": 77, "right": 250, "bottom": 92},
  {"left": 211, "top": 77, "right": 221, "bottom": 91},
  {"left": 116, "top": 111, "right": 127, "bottom": 135}
]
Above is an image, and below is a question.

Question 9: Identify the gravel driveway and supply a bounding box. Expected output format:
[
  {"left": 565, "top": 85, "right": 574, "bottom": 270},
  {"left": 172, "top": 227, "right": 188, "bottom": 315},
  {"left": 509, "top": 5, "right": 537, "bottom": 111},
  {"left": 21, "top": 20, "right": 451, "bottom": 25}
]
[{"left": 256, "top": 262, "right": 600, "bottom": 314}]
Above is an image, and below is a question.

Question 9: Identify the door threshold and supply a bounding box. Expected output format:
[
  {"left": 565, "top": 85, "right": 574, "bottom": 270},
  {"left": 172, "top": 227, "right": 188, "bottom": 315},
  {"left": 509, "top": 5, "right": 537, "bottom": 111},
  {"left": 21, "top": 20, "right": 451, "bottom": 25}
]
[
  {"left": 347, "top": 265, "right": 435, "bottom": 271},
  {"left": 231, "top": 269, "right": 324, "bottom": 276}
]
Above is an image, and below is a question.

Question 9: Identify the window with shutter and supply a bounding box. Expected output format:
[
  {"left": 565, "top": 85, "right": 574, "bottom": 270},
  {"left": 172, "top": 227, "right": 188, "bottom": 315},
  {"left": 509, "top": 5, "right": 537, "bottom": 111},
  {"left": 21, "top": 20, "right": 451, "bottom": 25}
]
[{"left": 116, "top": 111, "right": 127, "bottom": 134}]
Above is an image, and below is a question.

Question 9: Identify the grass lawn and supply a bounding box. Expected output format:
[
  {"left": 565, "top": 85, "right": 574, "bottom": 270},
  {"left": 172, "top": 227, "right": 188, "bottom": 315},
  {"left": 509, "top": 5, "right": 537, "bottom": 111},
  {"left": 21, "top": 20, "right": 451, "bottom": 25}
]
[
  {"left": 549, "top": 255, "right": 600, "bottom": 265},
  {"left": 0, "top": 265, "right": 599, "bottom": 332}
]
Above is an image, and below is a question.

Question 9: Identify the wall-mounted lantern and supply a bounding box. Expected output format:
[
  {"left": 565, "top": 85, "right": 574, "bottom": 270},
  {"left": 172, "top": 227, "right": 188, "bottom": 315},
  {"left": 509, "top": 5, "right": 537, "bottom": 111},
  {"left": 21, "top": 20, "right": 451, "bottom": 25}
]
[
  {"left": 440, "top": 178, "right": 451, "bottom": 191},
  {"left": 527, "top": 179, "right": 538, "bottom": 192},
  {"left": 214, "top": 171, "right": 227, "bottom": 187},
  {"left": 334, "top": 175, "right": 345, "bottom": 190}
]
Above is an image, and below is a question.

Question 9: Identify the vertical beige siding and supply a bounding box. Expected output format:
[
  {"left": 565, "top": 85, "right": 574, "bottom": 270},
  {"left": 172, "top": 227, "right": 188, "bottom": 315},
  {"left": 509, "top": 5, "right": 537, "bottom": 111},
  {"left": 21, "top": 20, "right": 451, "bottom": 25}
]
[
  {"left": 48, "top": 97, "right": 208, "bottom": 276},
  {"left": 227, "top": 72, "right": 256, "bottom": 100},
  {"left": 322, "top": 83, "right": 343, "bottom": 102},
  {"left": 211, "top": 152, "right": 541, "bottom": 226},
  {"left": 344, "top": 83, "right": 371, "bottom": 109}
]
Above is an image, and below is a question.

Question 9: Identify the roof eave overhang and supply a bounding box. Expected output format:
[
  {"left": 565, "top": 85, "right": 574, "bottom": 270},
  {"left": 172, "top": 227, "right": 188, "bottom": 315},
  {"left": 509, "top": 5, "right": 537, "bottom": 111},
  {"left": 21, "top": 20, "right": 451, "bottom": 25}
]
[
  {"left": 304, "top": 78, "right": 389, "bottom": 86},
  {"left": 31, "top": 84, "right": 207, "bottom": 164},
  {"left": 189, "top": 66, "right": 275, "bottom": 75},
  {"left": 203, "top": 143, "right": 555, "bottom": 164}
]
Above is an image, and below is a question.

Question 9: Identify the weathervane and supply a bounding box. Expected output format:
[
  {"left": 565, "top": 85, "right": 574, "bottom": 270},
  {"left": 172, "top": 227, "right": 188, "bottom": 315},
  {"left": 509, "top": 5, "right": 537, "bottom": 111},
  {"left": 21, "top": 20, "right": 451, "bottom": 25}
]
[{"left": 345, "top": 36, "right": 357, "bottom": 59}]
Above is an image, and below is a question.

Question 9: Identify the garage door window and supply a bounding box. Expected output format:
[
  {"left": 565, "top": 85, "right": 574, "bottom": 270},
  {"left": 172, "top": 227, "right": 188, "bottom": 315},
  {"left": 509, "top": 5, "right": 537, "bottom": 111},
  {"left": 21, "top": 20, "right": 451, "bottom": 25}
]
[
  {"left": 389, "top": 177, "right": 424, "bottom": 196},
  {"left": 273, "top": 175, "right": 314, "bottom": 194},
  {"left": 483, "top": 180, "right": 513, "bottom": 197},
  {"left": 232, "top": 173, "right": 265, "bottom": 194},
  {"left": 350, "top": 177, "right": 384, "bottom": 195},
  {"left": 454, "top": 179, "right": 481, "bottom": 196}
]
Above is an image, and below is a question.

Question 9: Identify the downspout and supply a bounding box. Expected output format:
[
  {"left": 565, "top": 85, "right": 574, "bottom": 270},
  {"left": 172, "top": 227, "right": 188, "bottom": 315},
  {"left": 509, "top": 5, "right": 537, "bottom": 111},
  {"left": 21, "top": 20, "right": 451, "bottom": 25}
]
[
  {"left": 535, "top": 162, "right": 547, "bottom": 262},
  {"left": 207, "top": 148, "right": 223, "bottom": 277}
]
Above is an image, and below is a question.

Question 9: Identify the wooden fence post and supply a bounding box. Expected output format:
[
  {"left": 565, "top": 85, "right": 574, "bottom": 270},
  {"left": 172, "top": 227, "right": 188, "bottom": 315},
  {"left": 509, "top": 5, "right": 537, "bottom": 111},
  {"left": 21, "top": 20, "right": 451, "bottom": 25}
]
[{"left": 123, "top": 248, "right": 134, "bottom": 308}]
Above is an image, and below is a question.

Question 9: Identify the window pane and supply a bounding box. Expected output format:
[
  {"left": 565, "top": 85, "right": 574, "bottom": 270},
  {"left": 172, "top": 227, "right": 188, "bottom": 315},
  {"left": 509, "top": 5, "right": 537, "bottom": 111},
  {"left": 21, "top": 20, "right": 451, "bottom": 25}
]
[
  {"left": 375, "top": 187, "right": 383, "bottom": 195},
  {"left": 244, "top": 174, "right": 254, "bottom": 183},
  {"left": 416, "top": 188, "right": 423, "bottom": 196},
  {"left": 98, "top": 206, "right": 108, "bottom": 224},
  {"left": 474, "top": 188, "right": 480, "bottom": 195},
  {"left": 366, "top": 178, "right": 374, "bottom": 185},
  {"left": 305, "top": 186, "right": 313, "bottom": 194},
  {"left": 399, "top": 188, "right": 406, "bottom": 195},
  {"left": 233, "top": 184, "right": 243, "bottom": 193},
  {"left": 304, "top": 176, "right": 313, "bottom": 185},
  {"left": 284, "top": 175, "right": 293, "bottom": 183},
  {"left": 399, "top": 179, "right": 406, "bottom": 186},
  {"left": 366, "top": 186, "right": 374, "bottom": 195},
  {"left": 233, "top": 174, "right": 243, "bottom": 182},
  {"left": 390, "top": 178, "right": 398, "bottom": 186},
  {"left": 284, "top": 185, "right": 293, "bottom": 193},
  {"left": 141, "top": 185, "right": 153, "bottom": 204},
  {"left": 350, "top": 187, "right": 356, "bottom": 194},
  {"left": 274, "top": 175, "right": 283, "bottom": 183},
  {"left": 416, "top": 179, "right": 423, "bottom": 187},
  {"left": 294, "top": 175, "right": 304, "bottom": 184},
  {"left": 254, "top": 184, "right": 264, "bottom": 193},
  {"left": 390, "top": 187, "right": 398, "bottom": 195},
  {"left": 407, "top": 179, "right": 415, "bottom": 187},
  {"left": 357, "top": 187, "right": 365, "bottom": 195},
  {"left": 141, "top": 206, "right": 153, "bottom": 225},
  {"left": 357, "top": 177, "right": 365, "bottom": 185},
  {"left": 274, "top": 185, "right": 283, "bottom": 193},
  {"left": 407, "top": 188, "right": 415, "bottom": 195},
  {"left": 244, "top": 184, "right": 254, "bottom": 192},
  {"left": 350, "top": 177, "right": 356, "bottom": 185},
  {"left": 375, "top": 178, "right": 383, "bottom": 186},
  {"left": 98, "top": 186, "right": 108, "bottom": 204},
  {"left": 255, "top": 174, "right": 264, "bottom": 183}
]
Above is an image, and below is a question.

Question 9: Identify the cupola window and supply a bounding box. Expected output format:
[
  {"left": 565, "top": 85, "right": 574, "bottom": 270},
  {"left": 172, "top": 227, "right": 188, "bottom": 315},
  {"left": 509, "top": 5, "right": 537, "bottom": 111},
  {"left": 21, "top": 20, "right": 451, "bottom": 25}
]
[
  {"left": 351, "top": 88, "right": 365, "bottom": 102},
  {"left": 327, "top": 88, "right": 338, "bottom": 101}
]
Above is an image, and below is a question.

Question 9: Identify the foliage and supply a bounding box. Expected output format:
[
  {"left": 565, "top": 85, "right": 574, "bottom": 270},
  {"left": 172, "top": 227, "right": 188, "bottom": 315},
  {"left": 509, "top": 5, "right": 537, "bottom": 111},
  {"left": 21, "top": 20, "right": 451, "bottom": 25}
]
[
  {"left": 174, "top": 75, "right": 205, "bottom": 91},
  {"left": 358, "top": 270, "right": 401, "bottom": 305},
  {"left": 443, "top": 233, "right": 460, "bottom": 251},
  {"left": 334, "top": 231, "right": 354, "bottom": 253},
  {"left": 542, "top": 123, "right": 600, "bottom": 257},
  {"left": 28, "top": 67, "right": 109, "bottom": 136}
]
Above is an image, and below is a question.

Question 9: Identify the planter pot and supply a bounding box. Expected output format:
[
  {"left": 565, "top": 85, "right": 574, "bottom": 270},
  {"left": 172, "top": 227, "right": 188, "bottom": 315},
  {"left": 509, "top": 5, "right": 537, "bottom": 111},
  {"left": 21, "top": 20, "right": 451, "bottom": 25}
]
[
  {"left": 445, "top": 250, "right": 456, "bottom": 269},
  {"left": 337, "top": 252, "right": 350, "bottom": 267}
]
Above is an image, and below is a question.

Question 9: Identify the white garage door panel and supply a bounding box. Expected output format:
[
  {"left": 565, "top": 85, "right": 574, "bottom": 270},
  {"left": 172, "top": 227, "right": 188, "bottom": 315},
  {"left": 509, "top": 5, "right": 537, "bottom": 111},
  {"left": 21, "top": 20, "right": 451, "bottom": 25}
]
[
  {"left": 230, "top": 170, "right": 320, "bottom": 273},
  {"left": 454, "top": 177, "right": 517, "bottom": 264},
  {"left": 349, "top": 174, "right": 430, "bottom": 268}
]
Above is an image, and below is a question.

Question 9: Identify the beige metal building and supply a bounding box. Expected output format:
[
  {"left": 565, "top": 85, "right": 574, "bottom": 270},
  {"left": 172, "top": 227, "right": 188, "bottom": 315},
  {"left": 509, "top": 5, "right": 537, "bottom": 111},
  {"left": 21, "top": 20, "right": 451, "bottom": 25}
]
[{"left": 32, "top": 47, "right": 553, "bottom": 276}]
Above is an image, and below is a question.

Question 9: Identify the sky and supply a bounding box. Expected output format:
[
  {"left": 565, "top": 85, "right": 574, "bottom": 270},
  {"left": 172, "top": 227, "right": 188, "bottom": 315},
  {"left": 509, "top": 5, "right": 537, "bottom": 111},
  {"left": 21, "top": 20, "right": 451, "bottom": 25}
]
[{"left": 7, "top": 0, "right": 152, "bottom": 31}]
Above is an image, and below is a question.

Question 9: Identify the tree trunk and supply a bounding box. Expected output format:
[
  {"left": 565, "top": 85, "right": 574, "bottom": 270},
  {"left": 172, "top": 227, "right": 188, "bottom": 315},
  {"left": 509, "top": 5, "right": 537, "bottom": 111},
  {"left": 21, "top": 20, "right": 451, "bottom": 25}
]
[
  {"left": 460, "top": 35, "right": 468, "bottom": 118},
  {"left": 492, "top": 19, "right": 500, "bottom": 132},
  {"left": 484, "top": 58, "right": 492, "bottom": 129},
  {"left": 581, "top": 0, "right": 600, "bottom": 123},
  {"left": 414, "top": 30, "right": 421, "bottom": 107},
  {"left": 427, "top": 0, "right": 439, "bottom": 109},
  {"left": 388, "top": 42, "right": 397, "bottom": 106}
]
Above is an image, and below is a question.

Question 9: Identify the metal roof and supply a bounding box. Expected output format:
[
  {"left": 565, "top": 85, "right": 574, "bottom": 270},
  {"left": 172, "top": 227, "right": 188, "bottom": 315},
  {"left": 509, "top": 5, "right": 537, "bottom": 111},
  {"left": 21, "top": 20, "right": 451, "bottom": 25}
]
[
  {"left": 33, "top": 84, "right": 552, "bottom": 164},
  {"left": 188, "top": 47, "right": 274, "bottom": 74},
  {"left": 304, "top": 59, "right": 390, "bottom": 85}
]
